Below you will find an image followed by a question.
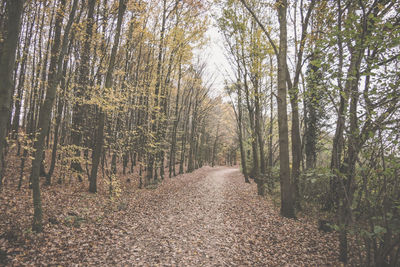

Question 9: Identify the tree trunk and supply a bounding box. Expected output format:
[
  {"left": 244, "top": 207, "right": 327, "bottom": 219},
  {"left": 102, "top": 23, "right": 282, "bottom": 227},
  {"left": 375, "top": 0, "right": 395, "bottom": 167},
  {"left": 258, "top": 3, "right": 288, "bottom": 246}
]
[
  {"left": 211, "top": 123, "right": 219, "bottom": 167},
  {"left": 237, "top": 83, "right": 249, "bottom": 183},
  {"left": 46, "top": 0, "right": 79, "bottom": 185},
  {"left": 179, "top": 94, "right": 192, "bottom": 174},
  {"left": 90, "top": 0, "right": 126, "bottom": 193},
  {"left": 305, "top": 52, "right": 320, "bottom": 170},
  {"left": 268, "top": 55, "right": 274, "bottom": 190},
  {"left": 327, "top": 0, "right": 346, "bottom": 212},
  {"left": 71, "top": 0, "right": 95, "bottom": 182},
  {"left": 169, "top": 55, "right": 182, "bottom": 177},
  {"left": 277, "top": 0, "right": 295, "bottom": 219},
  {"left": 30, "top": 0, "right": 67, "bottom": 232},
  {"left": 187, "top": 109, "right": 197, "bottom": 173},
  {"left": 254, "top": 80, "right": 265, "bottom": 196},
  {"left": 11, "top": 11, "right": 35, "bottom": 139},
  {"left": 0, "top": 0, "right": 24, "bottom": 189},
  {"left": 243, "top": 78, "right": 259, "bottom": 180},
  {"left": 89, "top": 110, "right": 104, "bottom": 193}
]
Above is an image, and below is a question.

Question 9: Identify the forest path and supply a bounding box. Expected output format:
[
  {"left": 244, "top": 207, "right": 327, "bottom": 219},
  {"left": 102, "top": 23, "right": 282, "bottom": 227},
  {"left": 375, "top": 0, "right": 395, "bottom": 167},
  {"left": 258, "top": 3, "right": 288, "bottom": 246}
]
[
  {"left": 129, "top": 168, "right": 238, "bottom": 266},
  {"left": 106, "top": 167, "right": 340, "bottom": 266},
  {"left": 8, "top": 167, "right": 342, "bottom": 266}
]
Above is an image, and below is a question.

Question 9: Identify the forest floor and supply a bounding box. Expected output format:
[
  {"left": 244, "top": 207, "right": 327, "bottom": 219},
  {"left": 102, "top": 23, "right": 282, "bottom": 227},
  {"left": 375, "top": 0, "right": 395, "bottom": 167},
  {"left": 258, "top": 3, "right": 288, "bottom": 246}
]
[{"left": 1, "top": 166, "right": 358, "bottom": 266}]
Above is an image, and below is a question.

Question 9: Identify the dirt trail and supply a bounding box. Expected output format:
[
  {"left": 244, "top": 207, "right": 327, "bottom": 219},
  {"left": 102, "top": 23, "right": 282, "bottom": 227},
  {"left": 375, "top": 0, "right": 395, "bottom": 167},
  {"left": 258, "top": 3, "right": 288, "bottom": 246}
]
[
  {"left": 102, "top": 167, "right": 341, "bottom": 266},
  {"left": 124, "top": 168, "right": 238, "bottom": 266},
  {"left": 6, "top": 167, "right": 345, "bottom": 266}
]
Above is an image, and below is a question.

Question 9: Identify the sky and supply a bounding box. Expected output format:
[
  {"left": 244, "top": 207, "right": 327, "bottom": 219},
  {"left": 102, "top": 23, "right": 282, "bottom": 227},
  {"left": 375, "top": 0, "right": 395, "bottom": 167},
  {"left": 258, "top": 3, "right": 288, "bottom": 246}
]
[{"left": 194, "top": 5, "right": 233, "bottom": 97}]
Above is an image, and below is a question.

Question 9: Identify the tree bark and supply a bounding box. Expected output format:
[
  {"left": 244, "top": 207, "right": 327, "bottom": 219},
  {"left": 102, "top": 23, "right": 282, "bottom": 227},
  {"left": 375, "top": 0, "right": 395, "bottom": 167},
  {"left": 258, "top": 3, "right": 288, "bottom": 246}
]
[
  {"left": 11, "top": 9, "right": 35, "bottom": 140},
  {"left": 237, "top": 82, "right": 249, "bottom": 183},
  {"left": 90, "top": 0, "right": 126, "bottom": 193},
  {"left": 241, "top": 58, "right": 259, "bottom": 180},
  {"left": 169, "top": 55, "right": 183, "bottom": 177},
  {"left": 46, "top": 0, "right": 79, "bottom": 185},
  {"left": 0, "top": 0, "right": 24, "bottom": 189},
  {"left": 268, "top": 55, "right": 274, "bottom": 190},
  {"left": 71, "top": 0, "right": 96, "bottom": 182},
  {"left": 211, "top": 123, "right": 219, "bottom": 167},
  {"left": 30, "top": 0, "right": 67, "bottom": 232},
  {"left": 254, "top": 78, "right": 265, "bottom": 196},
  {"left": 277, "top": 0, "right": 295, "bottom": 219}
]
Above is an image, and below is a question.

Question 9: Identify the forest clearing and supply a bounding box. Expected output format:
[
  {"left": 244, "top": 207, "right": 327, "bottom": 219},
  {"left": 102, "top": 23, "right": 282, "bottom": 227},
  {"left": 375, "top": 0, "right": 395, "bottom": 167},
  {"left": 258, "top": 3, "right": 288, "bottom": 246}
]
[{"left": 1, "top": 0, "right": 399, "bottom": 266}]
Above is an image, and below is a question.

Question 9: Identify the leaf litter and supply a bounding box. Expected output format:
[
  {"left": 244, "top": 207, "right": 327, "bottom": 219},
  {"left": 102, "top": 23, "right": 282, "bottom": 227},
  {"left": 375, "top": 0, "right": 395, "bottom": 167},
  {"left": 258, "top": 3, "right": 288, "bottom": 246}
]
[{"left": 1, "top": 166, "right": 357, "bottom": 266}]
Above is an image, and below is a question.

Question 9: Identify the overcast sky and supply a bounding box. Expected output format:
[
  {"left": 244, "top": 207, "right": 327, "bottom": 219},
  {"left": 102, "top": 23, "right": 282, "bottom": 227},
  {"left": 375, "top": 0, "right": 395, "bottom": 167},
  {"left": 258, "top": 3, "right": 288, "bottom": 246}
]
[{"left": 194, "top": 6, "right": 233, "bottom": 97}]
